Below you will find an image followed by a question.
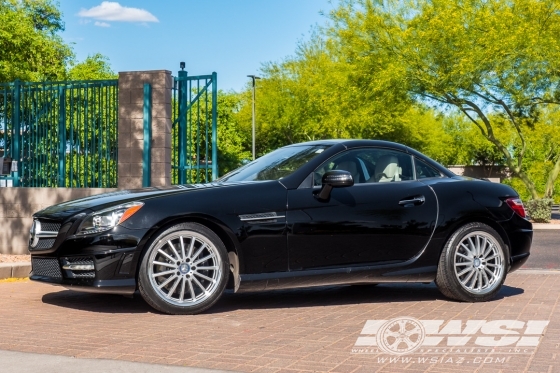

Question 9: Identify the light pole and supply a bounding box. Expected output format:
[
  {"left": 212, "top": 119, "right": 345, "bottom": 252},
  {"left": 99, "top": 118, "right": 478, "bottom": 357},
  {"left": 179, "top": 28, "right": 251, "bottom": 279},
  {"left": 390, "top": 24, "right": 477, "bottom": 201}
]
[{"left": 247, "top": 75, "right": 260, "bottom": 160}]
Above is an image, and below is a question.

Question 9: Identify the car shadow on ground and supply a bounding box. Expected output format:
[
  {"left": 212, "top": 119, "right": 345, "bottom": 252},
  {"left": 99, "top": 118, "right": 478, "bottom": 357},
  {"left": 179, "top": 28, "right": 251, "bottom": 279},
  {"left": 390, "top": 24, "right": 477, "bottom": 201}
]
[
  {"left": 208, "top": 283, "right": 524, "bottom": 314},
  {"left": 41, "top": 291, "right": 153, "bottom": 314},
  {"left": 41, "top": 282, "right": 524, "bottom": 315}
]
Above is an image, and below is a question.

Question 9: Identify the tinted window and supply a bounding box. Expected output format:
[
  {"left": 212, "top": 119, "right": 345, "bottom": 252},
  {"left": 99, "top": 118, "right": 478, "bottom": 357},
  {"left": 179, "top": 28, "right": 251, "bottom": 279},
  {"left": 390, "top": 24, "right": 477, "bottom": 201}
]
[
  {"left": 218, "top": 145, "right": 329, "bottom": 182},
  {"left": 415, "top": 158, "right": 442, "bottom": 179},
  {"left": 314, "top": 148, "right": 414, "bottom": 186}
]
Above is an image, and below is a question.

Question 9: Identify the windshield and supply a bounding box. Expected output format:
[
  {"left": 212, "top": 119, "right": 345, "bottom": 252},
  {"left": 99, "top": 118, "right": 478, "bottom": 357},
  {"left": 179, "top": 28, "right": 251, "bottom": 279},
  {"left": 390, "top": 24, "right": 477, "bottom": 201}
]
[{"left": 217, "top": 145, "right": 329, "bottom": 182}]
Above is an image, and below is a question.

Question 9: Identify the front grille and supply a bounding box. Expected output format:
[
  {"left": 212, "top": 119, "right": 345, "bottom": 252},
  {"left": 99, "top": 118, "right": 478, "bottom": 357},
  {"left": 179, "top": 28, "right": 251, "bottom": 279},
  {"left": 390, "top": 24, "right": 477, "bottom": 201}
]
[
  {"left": 40, "top": 221, "right": 61, "bottom": 232},
  {"left": 34, "top": 239, "right": 56, "bottom": 250},
  {"left": 31, "top": 257, "right": 62, "bottom": 278},
  {"left": 61, "top": 257, "right": 95, "bottom": 279},
  {"left": 71, "top": 271, "right": 95, "bottom": 278},
  {"left": 29, "top": 220, "right": 61, "bottom": 251},
  {"left": 64, "top": 257, "right": 94, "bottom": 266}
]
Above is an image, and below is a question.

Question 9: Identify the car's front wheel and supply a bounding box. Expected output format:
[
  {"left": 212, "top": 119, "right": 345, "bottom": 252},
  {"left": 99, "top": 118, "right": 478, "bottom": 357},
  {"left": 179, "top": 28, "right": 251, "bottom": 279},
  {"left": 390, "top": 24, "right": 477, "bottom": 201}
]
[
  {"left": 436, "top": 222, "right": 508, "bottom": 302},
  {"left": 138, "top": 222, "right": 229, "bottom": 314}
]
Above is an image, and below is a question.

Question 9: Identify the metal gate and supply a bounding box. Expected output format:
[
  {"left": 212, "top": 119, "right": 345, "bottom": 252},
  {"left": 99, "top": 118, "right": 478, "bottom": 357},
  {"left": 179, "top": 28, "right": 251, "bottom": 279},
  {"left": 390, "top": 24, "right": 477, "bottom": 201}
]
[
  {"left": 171, "top": 69, "right": 218, "bottom": 184},
  {"left": 0, "top": 79, "right": 118, "bottom": 187}
]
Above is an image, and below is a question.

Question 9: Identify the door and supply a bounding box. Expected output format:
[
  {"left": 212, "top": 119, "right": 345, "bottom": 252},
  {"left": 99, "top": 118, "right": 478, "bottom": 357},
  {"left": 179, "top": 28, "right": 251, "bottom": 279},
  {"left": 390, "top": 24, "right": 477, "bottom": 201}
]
[{"left": 287, "top": 147, "right": 438, "bottom": 270}]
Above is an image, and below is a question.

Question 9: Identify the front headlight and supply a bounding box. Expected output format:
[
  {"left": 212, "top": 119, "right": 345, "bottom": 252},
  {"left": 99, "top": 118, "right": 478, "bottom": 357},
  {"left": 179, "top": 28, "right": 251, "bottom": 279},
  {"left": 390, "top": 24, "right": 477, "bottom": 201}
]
[{"left": 77, "top": 202, "right": 144, "bottom": 236}]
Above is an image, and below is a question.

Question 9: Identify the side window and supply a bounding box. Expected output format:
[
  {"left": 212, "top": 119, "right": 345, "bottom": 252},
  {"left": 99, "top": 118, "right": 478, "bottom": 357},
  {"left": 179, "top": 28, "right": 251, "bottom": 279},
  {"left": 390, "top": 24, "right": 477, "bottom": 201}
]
[
  {"left": 313, "top": 148, "right": 414, "bottom": 186},
  {"left": 415, "top": 158, "right": 442, "bottom": 179}
]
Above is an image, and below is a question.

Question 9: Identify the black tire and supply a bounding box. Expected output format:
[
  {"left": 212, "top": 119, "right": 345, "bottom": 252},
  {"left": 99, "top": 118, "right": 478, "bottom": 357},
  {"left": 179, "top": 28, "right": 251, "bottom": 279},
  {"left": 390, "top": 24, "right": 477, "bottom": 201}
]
[
  {"left": 435, "top": 222, "right": 509, "bottom": 302},
  {"left": 138, "top": 222, "right": 229, "bottom": 315}
]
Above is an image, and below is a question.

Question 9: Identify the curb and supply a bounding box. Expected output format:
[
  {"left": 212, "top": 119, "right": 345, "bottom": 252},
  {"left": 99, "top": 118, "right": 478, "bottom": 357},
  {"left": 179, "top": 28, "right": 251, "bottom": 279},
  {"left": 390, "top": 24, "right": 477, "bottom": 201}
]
[
  {"left": 0, "top": 262, "right": 31, "bottom": 280},
  {"left": 532, "top": 223, "right": 560, "bottom": 230},
  {"left": 516, "top": 269, "right": 560, "bottom": 274}
]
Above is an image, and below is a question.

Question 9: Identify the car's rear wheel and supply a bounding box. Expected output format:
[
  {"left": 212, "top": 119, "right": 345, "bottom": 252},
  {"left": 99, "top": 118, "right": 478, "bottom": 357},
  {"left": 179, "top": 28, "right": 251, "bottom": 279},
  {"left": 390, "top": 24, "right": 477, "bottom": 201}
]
[
  {"left": 138, "top": 222, "right": 229, "bottom": 315},
  {"left": 436, "top": 222, "right": 508, "bottom": 302}
]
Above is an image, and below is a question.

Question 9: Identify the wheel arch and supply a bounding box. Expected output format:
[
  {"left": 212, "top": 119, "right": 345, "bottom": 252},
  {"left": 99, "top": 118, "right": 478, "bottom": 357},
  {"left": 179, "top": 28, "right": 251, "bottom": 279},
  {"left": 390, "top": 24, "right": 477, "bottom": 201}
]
[
  {"left": 134, "top": 214, "right": 242, "bottom": 289},
  {"left": 438, "top": 215, "right": 512, "bottom": 262}
]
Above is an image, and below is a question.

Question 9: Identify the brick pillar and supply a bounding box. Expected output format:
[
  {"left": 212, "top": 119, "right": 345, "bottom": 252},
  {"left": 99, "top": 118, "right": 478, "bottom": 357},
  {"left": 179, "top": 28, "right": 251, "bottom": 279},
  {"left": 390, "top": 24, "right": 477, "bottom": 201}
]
[{"left": 118, "top": 70, "right": 172, "bottom": 189}]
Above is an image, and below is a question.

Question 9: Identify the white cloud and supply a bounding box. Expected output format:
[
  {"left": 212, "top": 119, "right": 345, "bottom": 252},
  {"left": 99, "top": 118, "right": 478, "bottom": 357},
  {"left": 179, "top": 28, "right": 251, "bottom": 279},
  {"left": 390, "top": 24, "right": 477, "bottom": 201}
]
[
  {"left": 78, "top": 2, "right": 158, "bottom": 23},
  {"left": 94, "top": 21, "right": 111, "bottom": 27}
]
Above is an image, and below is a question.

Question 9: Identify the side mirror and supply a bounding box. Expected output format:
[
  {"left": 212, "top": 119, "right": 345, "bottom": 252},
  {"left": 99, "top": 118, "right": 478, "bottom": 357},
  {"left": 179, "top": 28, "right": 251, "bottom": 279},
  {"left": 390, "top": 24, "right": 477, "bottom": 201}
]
[{"left": 315, "top": 170, "right": 354, "bottom": 200}]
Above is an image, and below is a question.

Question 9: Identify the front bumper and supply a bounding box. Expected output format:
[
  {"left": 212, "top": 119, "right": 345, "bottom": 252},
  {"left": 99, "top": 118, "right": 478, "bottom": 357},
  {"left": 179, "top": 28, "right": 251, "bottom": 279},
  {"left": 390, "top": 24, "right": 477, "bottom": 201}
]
[
  {"left": 29, "top": 223, "right": 151, "bottom": 295},
  {"left": 30, "top": 249, "right": 138, "bottom": 295},
  {"left": 31, "top": 276, "right": 136, "bottom": 295}
]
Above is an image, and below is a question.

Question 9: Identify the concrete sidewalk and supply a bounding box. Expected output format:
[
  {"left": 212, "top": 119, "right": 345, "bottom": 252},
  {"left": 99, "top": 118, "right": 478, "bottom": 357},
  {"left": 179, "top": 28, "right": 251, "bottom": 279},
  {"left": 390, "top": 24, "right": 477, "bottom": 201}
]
[
  {"left": 0, "top": 350, "right": 234, "bottom": 373},
  {"left": 532, "top": 223, "right": 560, "bottom": 229}
]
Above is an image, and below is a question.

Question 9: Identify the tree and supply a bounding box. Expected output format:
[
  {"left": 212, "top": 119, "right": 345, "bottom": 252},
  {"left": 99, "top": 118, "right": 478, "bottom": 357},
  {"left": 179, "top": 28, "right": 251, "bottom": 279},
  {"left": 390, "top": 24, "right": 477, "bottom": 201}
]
[
  {"left": 216, "top": 91, "right": 252, "bottom": 175},
  {"left": 235, "top": 31, "right": 442, "bottom": 157},
  {"left": 504, "top": 107, "right": 560, "bottom": 200},
  {"left": 443, "top": 113, "right": 510, "bottom": 168},
  {"left": 0, "top": 0, "right": 72, "bottom": 82},
  {"left": 68, "top": 54, "right": 116, "bottom": 80},
  {"left": 330, "top": 0, "right": 560, "bottom": 198}
]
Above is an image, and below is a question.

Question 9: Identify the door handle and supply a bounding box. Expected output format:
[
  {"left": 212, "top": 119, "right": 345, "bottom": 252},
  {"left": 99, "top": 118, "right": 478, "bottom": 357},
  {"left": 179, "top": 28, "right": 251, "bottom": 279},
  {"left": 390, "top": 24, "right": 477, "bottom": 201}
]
[{"left": 399, "top": 195, "right": 425, "bottom": 206}]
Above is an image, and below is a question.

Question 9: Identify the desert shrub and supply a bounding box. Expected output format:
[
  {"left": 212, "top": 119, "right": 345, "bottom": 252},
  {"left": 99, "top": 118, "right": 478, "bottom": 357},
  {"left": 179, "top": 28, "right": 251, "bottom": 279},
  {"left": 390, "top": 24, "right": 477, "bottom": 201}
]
[{"left": 525, "top": 198, "right": 553, "bottom": 223}]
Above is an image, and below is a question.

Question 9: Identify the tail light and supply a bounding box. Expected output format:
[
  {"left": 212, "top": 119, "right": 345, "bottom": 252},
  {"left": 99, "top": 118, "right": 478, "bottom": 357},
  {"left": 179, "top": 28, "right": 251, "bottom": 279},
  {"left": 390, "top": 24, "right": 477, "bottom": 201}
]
[{"left": 505, "top": 197, "right": 526, "bottom": 218}]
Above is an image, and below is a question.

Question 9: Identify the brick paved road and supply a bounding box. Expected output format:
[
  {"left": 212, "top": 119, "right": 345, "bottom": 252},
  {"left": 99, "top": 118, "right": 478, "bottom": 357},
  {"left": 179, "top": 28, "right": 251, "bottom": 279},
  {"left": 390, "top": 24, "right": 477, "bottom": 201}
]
[{"left": 0, "top": 271, "right": 559, "bottom": 373}]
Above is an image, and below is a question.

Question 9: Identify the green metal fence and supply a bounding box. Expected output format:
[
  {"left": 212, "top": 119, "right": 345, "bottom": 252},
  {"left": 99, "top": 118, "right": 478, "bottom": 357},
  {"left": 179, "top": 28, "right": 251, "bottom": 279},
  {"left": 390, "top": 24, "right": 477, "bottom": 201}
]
[
  {"left": 0, "top": 79, "right": 118, "bottom": 187},
  {"left": 171, "top": 70, "right": 218, "bottom": 184}
]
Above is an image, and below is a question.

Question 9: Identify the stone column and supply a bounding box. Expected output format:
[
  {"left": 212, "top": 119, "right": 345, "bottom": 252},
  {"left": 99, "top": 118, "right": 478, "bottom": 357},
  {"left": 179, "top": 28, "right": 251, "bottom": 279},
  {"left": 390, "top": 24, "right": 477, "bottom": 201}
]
[{"left": 118, "top": 70, "right": 172, "bottom": 189}]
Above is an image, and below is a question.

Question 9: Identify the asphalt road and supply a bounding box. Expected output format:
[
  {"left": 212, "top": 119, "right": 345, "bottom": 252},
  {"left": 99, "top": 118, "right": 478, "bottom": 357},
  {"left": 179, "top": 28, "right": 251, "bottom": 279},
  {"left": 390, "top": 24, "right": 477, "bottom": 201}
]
[{"left": 521, "top": 230, "right": 559, "bottom": 269}]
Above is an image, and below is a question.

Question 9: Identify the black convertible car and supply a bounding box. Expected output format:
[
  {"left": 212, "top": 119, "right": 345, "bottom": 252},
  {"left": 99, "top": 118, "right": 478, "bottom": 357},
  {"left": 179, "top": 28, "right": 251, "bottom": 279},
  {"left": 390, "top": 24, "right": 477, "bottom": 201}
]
[{"left": 29, "top": 140, "right": 532, "bottom": 314}]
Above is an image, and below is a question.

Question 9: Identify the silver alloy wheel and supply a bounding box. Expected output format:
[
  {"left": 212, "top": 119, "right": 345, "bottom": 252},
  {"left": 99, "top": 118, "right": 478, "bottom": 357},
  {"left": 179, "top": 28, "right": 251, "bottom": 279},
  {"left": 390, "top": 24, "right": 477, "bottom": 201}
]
[
  {"left": 453, "top": 231, "right": 504, "bottom": 295},
  {"left": 148, "top": 230, "right": 223, "bottom": 307}
]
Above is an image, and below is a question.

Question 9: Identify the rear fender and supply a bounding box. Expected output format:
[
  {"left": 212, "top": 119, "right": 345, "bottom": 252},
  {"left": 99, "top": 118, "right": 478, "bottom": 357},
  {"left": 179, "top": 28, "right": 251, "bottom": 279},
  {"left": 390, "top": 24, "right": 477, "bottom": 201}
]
[{"left": 427, "top": 181, "right": 513, "bottom": 262}]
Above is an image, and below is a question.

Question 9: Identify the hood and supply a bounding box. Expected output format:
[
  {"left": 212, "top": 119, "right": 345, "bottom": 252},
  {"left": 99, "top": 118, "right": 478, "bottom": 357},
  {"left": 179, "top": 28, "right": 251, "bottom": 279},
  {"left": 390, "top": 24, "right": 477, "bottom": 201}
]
[{"left": 33, "top": 182, "right": 244, "bottom": 221}]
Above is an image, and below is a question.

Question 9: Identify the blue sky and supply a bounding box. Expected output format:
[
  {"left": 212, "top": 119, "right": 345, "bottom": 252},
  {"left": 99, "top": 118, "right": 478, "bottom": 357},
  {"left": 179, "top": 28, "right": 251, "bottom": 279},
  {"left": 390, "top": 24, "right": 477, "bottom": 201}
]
[{"left": 58, "top": 1, "right": 334, "bottom": 92}]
